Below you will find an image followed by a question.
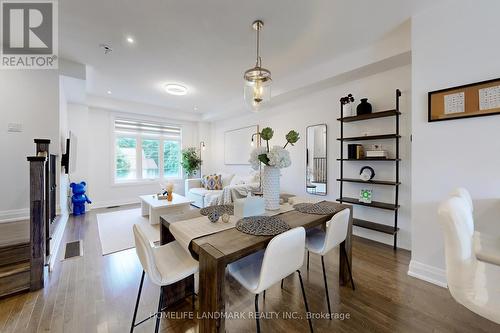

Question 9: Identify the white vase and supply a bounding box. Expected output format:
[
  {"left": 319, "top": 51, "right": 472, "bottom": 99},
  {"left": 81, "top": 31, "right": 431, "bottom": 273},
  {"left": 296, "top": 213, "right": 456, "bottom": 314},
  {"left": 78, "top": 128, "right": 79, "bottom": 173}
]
[
  {"left": 344, "top": 103, "right": 354, "bottom": 117},
  {"left": 262, "top": 165, "right": 280, "bottom": 210}
]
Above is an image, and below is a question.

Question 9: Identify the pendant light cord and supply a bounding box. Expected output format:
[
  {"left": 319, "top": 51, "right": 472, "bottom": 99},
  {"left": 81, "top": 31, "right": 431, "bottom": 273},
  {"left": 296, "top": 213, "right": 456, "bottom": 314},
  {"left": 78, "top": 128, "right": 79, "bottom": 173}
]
[{"left": 256, "top": 26, "right": 261, "bottom": 68}]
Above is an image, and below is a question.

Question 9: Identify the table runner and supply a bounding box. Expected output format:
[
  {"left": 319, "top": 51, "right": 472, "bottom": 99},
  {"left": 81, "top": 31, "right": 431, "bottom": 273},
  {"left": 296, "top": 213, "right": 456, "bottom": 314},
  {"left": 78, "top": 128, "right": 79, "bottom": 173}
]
[
  {"left": 169, "top": 204, "right": 295, "bottom": 253},
  {"left": 169, "top": 216, "right": 237, "bottom": 252}
]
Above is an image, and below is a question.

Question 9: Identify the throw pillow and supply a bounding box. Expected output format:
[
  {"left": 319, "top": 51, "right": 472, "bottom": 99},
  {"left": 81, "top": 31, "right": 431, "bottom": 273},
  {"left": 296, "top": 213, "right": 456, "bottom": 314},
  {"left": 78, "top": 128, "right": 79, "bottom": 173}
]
[{"left": 203, "top": 174, "right": 223, "bottom": 190}]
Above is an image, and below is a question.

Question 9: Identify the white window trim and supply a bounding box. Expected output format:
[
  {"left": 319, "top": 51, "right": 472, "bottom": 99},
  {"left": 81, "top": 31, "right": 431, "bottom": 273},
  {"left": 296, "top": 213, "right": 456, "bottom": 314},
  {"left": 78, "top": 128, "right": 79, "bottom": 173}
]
[{"left": 111, "top": 115, "right": 183, "bottom": 185}]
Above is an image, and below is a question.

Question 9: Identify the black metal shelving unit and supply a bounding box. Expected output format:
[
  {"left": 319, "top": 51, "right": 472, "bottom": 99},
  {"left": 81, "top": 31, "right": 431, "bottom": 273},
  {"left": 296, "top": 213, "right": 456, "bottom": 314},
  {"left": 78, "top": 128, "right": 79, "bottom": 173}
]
[{"left": 337, "top": 89, "right": 401, "bottom": 250}]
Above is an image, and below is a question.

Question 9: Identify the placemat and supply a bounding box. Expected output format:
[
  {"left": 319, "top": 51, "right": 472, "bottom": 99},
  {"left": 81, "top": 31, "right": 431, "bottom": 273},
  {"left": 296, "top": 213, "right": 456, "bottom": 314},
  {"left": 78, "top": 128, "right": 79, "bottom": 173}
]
[
  {"left": 200, "top": 204, "right": 234, "bottom": 216},
  {"left": 293, "top": 201, "right": 340, "bottom": 215},
  {"left": 236, "top": 216, "right": 290, "bottom": 236}
]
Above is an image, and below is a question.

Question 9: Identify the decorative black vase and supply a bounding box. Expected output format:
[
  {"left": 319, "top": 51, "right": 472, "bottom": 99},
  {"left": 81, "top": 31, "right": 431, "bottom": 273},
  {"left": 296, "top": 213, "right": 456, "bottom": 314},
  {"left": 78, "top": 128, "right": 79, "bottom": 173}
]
[{"left": 356, "top": 98, "right": 372, "bottom": 115}]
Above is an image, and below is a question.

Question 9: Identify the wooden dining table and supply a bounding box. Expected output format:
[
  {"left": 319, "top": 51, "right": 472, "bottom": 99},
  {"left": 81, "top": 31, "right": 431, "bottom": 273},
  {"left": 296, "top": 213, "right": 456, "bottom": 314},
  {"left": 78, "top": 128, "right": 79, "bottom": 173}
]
[{"left": 159, "top": 202, "right": 353, "bottom": 333}]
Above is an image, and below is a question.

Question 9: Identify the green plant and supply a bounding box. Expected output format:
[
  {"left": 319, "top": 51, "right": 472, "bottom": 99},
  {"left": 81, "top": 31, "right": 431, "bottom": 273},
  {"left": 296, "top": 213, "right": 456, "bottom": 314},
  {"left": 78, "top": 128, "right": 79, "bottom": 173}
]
[
  {"left": 284, "top": 130, "right": 300, "bottom": 148},
  {"left": 181, "top": 147, "right": 202, "bottom": 177},
  {"left": 252, "top": 127, "right": 300, "bottom": 167}
]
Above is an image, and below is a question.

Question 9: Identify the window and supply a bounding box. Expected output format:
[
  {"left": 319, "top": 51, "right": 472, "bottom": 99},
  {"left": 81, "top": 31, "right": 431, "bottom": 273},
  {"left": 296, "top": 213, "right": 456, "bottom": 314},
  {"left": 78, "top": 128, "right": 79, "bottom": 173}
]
[
  {"left": 114, "top": 119, "right": 182, "bottom": 182},
  {"left": 115, "top": 137, "right": 137, "bottom": 180},
  {"left": 163, "top": 140, "right": 181, "bottom": 177},
  {"left": 142, "top": 139, "right": 159, "bottom": 179}
]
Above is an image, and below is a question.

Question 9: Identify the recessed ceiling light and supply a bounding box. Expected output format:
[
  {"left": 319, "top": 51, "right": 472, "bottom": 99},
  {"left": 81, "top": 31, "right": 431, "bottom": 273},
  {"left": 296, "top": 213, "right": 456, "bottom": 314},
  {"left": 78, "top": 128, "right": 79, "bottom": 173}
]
[
  {"left": 164, "top": 84, "right": 188, "bottom": 96},
  {"left": 193, "top": 106, "right": 198, "bottom": 111},
  {"left": 107, "top": 90, "right": 112, "bottom": 95},
  {"left": 126, "top": 36, "right": 135, "bottom": 44}
]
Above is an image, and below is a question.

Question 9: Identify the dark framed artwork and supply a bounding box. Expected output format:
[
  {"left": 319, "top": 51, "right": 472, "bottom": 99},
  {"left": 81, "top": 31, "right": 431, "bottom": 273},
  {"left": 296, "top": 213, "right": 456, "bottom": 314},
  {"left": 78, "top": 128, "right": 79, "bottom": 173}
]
[{"left": 428, "top": 77, "right": 500, "bottom": 122}]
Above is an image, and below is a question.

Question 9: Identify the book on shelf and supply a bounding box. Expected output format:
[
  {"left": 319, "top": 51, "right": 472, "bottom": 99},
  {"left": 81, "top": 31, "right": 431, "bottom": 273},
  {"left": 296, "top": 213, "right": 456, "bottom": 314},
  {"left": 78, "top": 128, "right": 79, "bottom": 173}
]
[
  {"left": 365, "top": 150, "right": 388, "bottom": 158},
  {"left": 347, "top": 144, "right": 365, "bottom": 159}
]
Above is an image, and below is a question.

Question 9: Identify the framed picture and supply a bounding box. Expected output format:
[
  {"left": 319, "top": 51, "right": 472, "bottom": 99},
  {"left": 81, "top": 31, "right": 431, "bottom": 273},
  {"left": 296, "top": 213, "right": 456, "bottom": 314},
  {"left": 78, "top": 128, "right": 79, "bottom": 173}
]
[
  {"left": 428, "top": 77, "right": 500, "bottom": 122},
  {"left": 359, "top": 189, "right": 372, "bottom": 204},
  {"left": 224, "top": 125, "right": 259, "bottom": 165}
]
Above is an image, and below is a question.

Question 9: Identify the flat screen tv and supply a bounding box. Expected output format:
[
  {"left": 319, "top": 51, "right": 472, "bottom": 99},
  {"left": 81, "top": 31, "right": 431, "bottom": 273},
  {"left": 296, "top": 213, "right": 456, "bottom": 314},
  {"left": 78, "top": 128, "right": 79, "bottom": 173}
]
[{"left": 61, "top": 131, "right": 77, "bottom": 174}]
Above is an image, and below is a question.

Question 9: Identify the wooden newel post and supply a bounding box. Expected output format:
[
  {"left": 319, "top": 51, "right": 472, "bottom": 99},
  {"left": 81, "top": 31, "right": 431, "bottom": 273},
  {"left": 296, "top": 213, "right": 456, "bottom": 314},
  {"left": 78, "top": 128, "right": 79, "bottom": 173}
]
[
  {"left": 34, "top": 139, "right": 51, "bottom": 257},
  {"left": 27, "top": 156, "right": 47, "bottom": 291}
]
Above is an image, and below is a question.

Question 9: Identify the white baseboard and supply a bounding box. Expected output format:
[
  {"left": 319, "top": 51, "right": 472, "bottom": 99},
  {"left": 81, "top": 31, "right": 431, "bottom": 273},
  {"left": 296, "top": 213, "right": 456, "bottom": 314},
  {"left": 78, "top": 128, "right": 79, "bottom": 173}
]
[
  {"left": 0, "top": 208, "right": 29, "bottom": 223},
  {"left": 408, "top": 260, "right": 448, "bottom": 288},
  {"left": 91, "top": 198, "right": 140, "bottom": 210}
]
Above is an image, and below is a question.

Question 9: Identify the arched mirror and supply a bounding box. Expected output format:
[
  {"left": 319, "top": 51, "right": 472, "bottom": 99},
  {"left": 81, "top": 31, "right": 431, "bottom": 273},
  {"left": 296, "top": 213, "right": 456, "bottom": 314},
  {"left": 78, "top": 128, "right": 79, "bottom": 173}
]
[{"left": 306, "top": 124, "right": 327, "bottom": 195}]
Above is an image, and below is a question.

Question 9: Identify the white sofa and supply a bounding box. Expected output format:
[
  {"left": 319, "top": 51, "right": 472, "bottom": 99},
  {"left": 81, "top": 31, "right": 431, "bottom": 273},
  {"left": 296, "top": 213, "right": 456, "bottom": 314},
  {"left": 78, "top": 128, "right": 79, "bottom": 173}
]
[{"left": 185, "top": 172, "right": 259, "bottom": 208}]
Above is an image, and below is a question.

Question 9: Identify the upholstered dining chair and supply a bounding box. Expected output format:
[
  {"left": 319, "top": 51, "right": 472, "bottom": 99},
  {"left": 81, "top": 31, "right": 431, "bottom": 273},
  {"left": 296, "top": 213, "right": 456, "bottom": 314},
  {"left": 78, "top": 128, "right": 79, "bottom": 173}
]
[
  {"left": 449, "top": 187, "right": 500, "bottom": 266},
  {"left": 227, "top": 227, "right": 314, "bottom": 333},
  {"left": 438, "top": 197, "right": 500, "bottom": 324},
  {"left": 304, "top": 208, "right": 355, "bottom": 317},
  {"left": 131, "top": 224, "right": 199, "bottom": 333},
  {"left": 450, "top": 187, "right": 474, "bottom": 213}
]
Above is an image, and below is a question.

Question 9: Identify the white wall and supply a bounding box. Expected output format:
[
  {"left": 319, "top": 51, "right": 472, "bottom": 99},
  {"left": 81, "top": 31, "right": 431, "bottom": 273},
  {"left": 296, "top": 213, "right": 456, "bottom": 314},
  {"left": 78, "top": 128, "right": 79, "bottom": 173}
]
[
  {"left": 59, "top": 77, "right": 70, "bottom": 216},
  {"left": 409, "top": 0, "right": 500, "bottom": 286},
  {"left": 0, "top": 70, "right": 59, "bottom": 222},
  {"left": 208, "top": 65, "right": 412, "bottom": 249},
  {"left": 67, "top": 105, "right": 203, "bottom": 208},
  {"left": 66, "top": 103, "right": 90, "bottom": 211}
]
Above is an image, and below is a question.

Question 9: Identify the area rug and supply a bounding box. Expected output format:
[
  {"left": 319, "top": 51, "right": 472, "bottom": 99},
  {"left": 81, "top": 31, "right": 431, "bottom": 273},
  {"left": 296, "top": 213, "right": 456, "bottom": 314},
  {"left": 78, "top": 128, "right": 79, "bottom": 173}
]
[{"left": 96, "top": 208, "right": 160, "bottom": 255}]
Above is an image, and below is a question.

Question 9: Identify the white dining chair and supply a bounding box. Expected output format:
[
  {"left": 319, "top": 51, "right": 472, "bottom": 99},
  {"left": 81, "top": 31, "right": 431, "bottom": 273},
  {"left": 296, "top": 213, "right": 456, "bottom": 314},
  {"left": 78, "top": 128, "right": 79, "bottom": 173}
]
[
  {"left": 304, "top": 208, "right": 355, "bottom": 317},
  {"left": 131, "top": 224, "right": 199, "bottom": 333},
  {"left": 227, "top": 227, "right": 314, "bottom": 333},
  {"left": 449, "top": 187, "right": 500, "bottom": 266},
  {"left": 438, "top": 197, "right": 500, "bottom": 324},
  {"left": 450, "top": 187, "right": 474, "bottom": 213}
]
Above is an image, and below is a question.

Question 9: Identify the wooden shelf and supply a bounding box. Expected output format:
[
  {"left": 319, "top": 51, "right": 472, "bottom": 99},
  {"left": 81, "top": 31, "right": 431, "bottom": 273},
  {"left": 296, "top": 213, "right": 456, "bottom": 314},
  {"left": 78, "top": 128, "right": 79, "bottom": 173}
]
[
  {"left": 337, "top": 134, "right": 400, "bottom": 141},
  {"left": 337, "top": 89, "right": 402, "bottom": 249},
  {"left": 337, "top": 178, "right": 400, "bottom": 186},
  {"left": 337, "top": 110, "right": 400, "bottom": 122},
  {"left": 337, "top": 158, "right": 401, "bottom": 161},
  {"left": 336, "top": 197, "right": 399, "bottom": 211},
  {"left": 353, "top": 218, "right": 399, "bottom": 235}
]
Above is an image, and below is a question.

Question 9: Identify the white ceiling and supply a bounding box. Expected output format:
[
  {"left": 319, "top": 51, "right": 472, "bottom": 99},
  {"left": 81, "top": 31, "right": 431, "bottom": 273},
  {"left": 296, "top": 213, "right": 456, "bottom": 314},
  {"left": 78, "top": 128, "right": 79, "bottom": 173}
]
[{"left": 60, "top": 0, "right": 436, "bottom": 118}]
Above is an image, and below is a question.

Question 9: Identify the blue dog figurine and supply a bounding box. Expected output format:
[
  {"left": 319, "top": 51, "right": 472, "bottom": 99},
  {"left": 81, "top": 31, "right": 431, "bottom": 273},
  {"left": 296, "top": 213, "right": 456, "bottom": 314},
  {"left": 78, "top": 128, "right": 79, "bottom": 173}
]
[{"left": 70, "top": 181, "right": 92, "bottom": 216}]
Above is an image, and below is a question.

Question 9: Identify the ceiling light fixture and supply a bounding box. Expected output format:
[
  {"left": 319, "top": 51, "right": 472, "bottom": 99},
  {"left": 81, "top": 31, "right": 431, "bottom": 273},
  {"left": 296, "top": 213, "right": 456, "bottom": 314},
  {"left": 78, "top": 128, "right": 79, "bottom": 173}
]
[
  {"left": 107, "top": 90, "right": 112, "bottom": 95},
  {"left": 164, "top": 83, "right": 188, "bottom": 96},
  {"left": 126, "top": 36, "right": 135, "bottom": 44},
  {"left": 244, "top": 20, "right": 272, "bottom": 112}
]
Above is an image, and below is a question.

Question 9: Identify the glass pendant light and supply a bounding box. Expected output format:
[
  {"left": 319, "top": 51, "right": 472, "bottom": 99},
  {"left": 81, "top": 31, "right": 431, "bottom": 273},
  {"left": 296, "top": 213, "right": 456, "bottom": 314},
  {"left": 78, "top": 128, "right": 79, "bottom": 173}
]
[{"left": 244, "top": 20, "right": 272, "bottom": 111}]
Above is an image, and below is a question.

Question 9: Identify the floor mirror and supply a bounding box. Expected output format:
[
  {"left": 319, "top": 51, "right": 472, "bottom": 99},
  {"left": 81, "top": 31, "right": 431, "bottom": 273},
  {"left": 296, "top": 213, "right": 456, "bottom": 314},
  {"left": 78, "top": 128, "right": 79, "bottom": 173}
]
[{"left": 306, "top": 124, "right": 327, "bottom": 195}]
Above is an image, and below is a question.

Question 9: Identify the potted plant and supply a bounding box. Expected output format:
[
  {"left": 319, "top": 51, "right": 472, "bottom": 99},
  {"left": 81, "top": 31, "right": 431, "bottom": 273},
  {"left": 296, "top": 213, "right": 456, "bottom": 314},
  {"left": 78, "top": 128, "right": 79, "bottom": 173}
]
[
  {"left": 249, "top": 127, "right": 300, "bottom": 210},
  {"left": 181, "top": 147, "right": 202, "bottom": 178}
]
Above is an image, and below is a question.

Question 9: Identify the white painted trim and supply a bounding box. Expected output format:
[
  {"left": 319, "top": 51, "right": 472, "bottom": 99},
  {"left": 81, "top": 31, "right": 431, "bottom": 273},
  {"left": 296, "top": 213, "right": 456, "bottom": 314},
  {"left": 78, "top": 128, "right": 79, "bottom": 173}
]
[
  {"left": 48, "top": 213, "right": 69, "bottom": 271},
  {"left": 408, "top": 260, "right": 448, "bottom": 288},
  {"left": 90, "top": 198, "right": 140, "bottom": 210},
  {"left": 0, "top": 208, "right": 29, "bottom": 223}
]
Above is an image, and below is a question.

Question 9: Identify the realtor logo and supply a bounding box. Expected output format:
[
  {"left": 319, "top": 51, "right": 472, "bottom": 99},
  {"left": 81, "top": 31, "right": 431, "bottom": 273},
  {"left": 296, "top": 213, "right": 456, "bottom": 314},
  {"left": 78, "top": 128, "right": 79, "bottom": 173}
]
[{"left": 1, "top": 0, "right": 58, "bottom": 69}]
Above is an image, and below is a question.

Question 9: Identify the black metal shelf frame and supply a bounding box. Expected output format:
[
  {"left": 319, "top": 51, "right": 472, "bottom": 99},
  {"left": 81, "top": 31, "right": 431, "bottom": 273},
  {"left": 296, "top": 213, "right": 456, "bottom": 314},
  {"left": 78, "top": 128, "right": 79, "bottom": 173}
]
[{"left": 338, "top": 89, "right": 401, "bottom": 250}]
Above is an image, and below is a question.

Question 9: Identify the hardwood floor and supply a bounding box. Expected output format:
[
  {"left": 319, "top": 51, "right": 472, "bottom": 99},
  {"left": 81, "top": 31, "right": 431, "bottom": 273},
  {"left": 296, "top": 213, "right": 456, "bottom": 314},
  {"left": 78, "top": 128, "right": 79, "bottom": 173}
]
[{"left": 1, "top": 205, "right": 498, "bottom": 333}]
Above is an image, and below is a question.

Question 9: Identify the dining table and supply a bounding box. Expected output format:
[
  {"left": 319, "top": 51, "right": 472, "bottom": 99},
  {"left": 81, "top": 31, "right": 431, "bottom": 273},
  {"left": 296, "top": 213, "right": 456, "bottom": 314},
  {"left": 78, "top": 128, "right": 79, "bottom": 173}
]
[{"left": 159, "top": 201, "right": 353, "bottom": 333}]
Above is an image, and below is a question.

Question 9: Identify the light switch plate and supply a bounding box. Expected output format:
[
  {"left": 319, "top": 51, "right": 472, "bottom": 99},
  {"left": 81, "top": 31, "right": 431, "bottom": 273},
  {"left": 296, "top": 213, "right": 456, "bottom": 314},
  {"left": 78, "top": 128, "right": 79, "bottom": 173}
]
[{"left": 8, "top": 123, "right": 23, "bottom": 132}]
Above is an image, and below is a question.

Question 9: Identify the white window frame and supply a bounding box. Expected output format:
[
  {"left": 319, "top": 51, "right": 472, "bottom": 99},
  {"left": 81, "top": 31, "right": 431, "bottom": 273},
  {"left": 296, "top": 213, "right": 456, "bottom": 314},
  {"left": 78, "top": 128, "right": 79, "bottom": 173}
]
[{"left": 112, "top": 117, "right": 183, "bottom": 185}]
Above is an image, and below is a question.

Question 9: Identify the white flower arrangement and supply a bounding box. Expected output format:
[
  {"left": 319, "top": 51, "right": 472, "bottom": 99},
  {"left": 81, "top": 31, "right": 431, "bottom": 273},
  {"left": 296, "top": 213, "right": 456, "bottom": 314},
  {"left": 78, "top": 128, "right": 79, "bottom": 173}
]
[
  {"left": 248, "top": 127, "right": 299, "bottom": 170},
  {"left": 267, "top": 146, "right": 291, "bottom": 169},
  {"left": 249, "top": 146, "right": 267, "bottom": 170}
]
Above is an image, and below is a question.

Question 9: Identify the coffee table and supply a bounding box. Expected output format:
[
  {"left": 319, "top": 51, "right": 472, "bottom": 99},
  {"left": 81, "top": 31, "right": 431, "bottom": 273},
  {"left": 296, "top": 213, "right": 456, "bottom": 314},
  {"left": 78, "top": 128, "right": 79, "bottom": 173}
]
[{"left": 139, "top": 193, "right": 193, "bottom": 225}]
